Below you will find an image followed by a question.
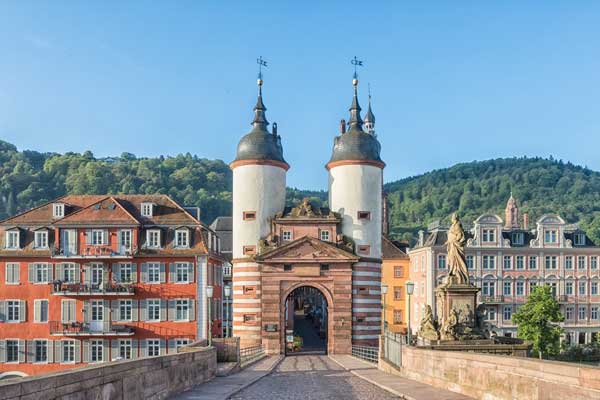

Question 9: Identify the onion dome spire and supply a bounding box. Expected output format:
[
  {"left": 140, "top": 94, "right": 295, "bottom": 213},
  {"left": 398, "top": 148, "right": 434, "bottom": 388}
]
[
  {"left": 347, "top": 73, "right": 364, "bottom": 132},
  {"left": 251, "top": 78, "right": 269, "bottom": 131},
  {"left": 363, "top": 84, "right": 376, "bottom": 135}
]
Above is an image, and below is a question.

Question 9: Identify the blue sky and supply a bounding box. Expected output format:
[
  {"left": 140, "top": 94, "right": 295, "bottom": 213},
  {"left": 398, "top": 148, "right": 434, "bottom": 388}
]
[{"left": 0, "top": 1, "right": 599, "bottom": 190}]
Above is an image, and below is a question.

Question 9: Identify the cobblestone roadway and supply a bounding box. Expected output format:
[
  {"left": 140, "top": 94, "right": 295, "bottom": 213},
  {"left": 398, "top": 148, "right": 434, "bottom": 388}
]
[{"left": 230, "top": 355, "right": 399, "bottom": 400}]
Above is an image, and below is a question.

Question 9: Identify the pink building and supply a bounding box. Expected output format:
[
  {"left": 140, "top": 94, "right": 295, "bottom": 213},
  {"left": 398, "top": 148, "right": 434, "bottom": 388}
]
[{"left": 408, "top": 195, "right": 600, "bottom": 345}]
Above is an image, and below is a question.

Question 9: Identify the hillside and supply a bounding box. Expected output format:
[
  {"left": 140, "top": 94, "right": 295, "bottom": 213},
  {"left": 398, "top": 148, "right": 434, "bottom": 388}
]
[{"left": 384, "top": 157, "right": 600, "bottom": 242}]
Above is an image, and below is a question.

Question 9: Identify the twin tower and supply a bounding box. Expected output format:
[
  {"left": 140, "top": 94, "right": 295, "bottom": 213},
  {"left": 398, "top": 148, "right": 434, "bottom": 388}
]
[{"left": 229, "top": 75, "right": 385, "bottom": 351}]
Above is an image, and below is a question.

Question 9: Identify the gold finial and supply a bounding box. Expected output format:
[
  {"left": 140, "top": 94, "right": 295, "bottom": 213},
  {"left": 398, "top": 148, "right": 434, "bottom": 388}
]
[
  {"left": 352, "top": 78, "right": 358, "bottom": 87},
  {"left": 257, "top": 78, "right": 263, "bottom": 86}
]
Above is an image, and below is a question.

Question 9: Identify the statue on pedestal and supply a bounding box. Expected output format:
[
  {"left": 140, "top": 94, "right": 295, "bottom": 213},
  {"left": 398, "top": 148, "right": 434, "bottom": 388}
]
[
  {"left": 445, "top": 213, "right": 470, "bottom": 285},
  {"left": 440, "top": 308, "right": 459, "bottom": 340},
  {"left": 417, "top": 305, "right": 439, "bottom": 341}
]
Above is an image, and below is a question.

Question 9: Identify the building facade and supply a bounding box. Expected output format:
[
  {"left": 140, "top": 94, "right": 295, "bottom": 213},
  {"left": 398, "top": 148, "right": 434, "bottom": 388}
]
[
  {"left": 210, "top": 216, "right": 233, "bottom": 337},
  {"left": 408, "top": 196, "right": 600, "bottom": 344},
  {"left": 231, "top": 74, "right": 385, "bottom": 354},
  {"left": 381, "top": 237, "right": 410, "bottom": 334},
  {"left": 0, "top": 194, "right": 224, "bottom": 378}
]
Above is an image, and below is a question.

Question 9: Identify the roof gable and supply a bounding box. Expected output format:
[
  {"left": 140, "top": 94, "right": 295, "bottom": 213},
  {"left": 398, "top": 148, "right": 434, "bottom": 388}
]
[
  {"left": 382, "top": 236, "right": 408, "bottom": 259},
  {"left": 55, "top": 197, "right": 140, "bottom": 226},
  {"left": 257, "top": 236, "right": 358, "bottom": 263}
]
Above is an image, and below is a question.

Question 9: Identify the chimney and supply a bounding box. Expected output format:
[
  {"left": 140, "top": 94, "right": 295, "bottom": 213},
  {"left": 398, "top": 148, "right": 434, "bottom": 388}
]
[
  {"left": 523, "top": 213, "right": 529, "bottom": 230},
  {"left": 382, "top": 192, "right": 389, "bottom": 236},
  {"left": 418, "top": 230, "right": 425, "bottom": 247},
  {"left": 340, "top": 119, "right": 346, "bottom": 134}
]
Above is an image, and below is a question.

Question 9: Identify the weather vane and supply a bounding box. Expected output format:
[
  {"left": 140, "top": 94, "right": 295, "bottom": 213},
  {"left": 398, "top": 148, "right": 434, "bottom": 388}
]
[
  {"left": 351, "top": 56, "right": 363, "bottom": 80},
  {"left": 257, "top": 56, "right": 268, "bottom": 81}
]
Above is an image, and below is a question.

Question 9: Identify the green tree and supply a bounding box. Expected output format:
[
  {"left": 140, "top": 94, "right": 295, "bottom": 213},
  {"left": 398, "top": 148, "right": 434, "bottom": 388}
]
[{"left": 513, "top": 285, "right": 564, "bottom": 359}]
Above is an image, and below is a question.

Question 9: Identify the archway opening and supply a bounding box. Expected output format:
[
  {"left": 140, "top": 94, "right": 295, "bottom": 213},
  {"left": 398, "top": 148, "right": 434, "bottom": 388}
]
[{"left": 284, "top": 286, "right": 328, "bottom": 355}]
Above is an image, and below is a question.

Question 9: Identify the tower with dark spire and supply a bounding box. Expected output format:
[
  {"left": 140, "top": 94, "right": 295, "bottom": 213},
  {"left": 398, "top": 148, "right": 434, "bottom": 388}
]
[{"left": 363, "top": 85, "right": 376, "bottom": 135}]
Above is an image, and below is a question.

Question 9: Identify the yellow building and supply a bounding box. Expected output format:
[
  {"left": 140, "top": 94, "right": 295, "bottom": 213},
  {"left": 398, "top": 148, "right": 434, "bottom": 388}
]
[{"left": 381, "top": 236, "right": 410, "bottom": 334}]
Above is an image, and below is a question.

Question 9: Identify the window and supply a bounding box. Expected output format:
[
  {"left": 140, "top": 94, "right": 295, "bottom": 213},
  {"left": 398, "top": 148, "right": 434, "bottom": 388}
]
[
  {"left": 148, "top": 263, "right": 161, "bottom": 283},
  {"left": 579, "top": 281, "right": 587, "bottom": 296},
  {"left": 175, "top": 229, "right": 189, "bottom": 248},
  {"left": 5, "top": 231, "right": 19, "bottom": 249},
  {"left": 282, "top": 231, "right": 292, "bottom": 241},
  {"left": 545, "top": 256, "right": 557, "bottom": 270},
  {"left": 283, "top": 264, "right": 292, "bottom": 272},
  {"left": 320, "top": 230, "right": 330, "bottom": 242},
  {"left": 565, "top": 281, "right": 574, "bottom": 296},
  {"left": 482, "top": 281, "right": 495, "bottom": 296},
  {"left": 578, "top": 256, "right": 586, "bottom": 270},
  {"left": 175, "top": 338, "right": 190, "bottom": 349},
  {"left": 357, "top": 211, "right": 371, "bottom": 220},
  {"left": 175, "top": 299, "right": 190, "bottom": 321},
  {"left": 484, "top": 307, "right": 496, "bottom": 321},
  {"left": 530, "top": 281, "right": 537, "bottom": 293},
  {"left": 544, "top": 230, "right": 558, "bottom": 243},
  {"left": 592, "top": 307, "right": 599, "bottom": 320},
  {"left": 393, "top": 286, "right": 403, "bottom": 300},
  {"left": 466, "top": 255, "right": 474, "bottom": 269},
  {"left": 516, "top": 281, "right": 524, "bottom": 296},
  {"left": 53, "top": 203, "right": 65, "bottom": 218},
  {"left": 34, "top": 231, "right": 48, "bottom": 249},
  {"left": 565, "top": 256, "right": 573, "bottom": 269},
  {"left": 512, "top": 233, "right": 524, "bottom": 245},
  {"left": 528, "top": 256, "right": 537, "bottom": 270},
  {"left": 482, "top": 255, "right": 495, "bottom": 270},
  {"left": 243, "top": 245, "right": 256, "bottom": 256},
  {"left": 119, "top": 340, "right": 132, "bottom": 360},
  {"left": 503, "top": 306, "right": 512, "bottom": 321},
  {"left": 32, "top": 263, "right": 50, "bottom": 283},
  {"left": 62, "top": 340, "right": 75, "bottom": 363},
  {"left": 574, "top": 233, "right": 586, "bottom": 246},
  {"left": 119, "top": 300, "right": 132, "bottom": 321},
  {"left": 393, "top": 310, "right": 402, "bottom": 324},
  {"left": 592, "top": 257, "right": 598, "bottom": 270},
  {"left": 243, "top": 314, "right": 256, "bottom": 324},
  {"left": 146, "top": 230, "right": 161, "bottom": 248},
  {"left": 548, "top": 282, "right": 558, "bottom": 296},
  {"left": 90, "top": 263, "right": 103, "bottom": 285},
  {"left": 437, "top": 255, "right": 446, "bottom": 269},
  {"left": 34, "top": 340, "right": 48, "bottom": 363},
  {"left": 394, "top": 266, "right": 404, "bottom": 278},
  {"left": 7, "top": 300, "right": 20, "bottom": 322},
  {"left": 516, "top": 255, "right": 524, "bottom": 270},
  {"left": 147, "top": 339, "right": 160, "bottom": 357},
  {"left": 5, "top": 263, "right": 19, "bottom": 284},
  {"left": 578, "top": 306, "right": 587, "bottom": 320},
  {"left": 91, "top": 230, "right": 106, "bottom": 246},
  {"left": 320, "top": 264, "right": 329, "bottom": 271},
  {"left": 147, "top": 299, "right": 160, "bottom": 321},
  {"left": 565, "top": 306, "right": 574, "bottom": 320},
  {"left": 91, "top": 340, "right": 103, "bottom": 362},
  {"left": 243, "top": 211, "right": 256, "bottom": 221},
  {"left": 503, "top": 281, "right": 512, "bottom": 296},
  {"left": 119, "top": 263, "right": 133, "bottom": 283},
  {"left": 6, "top": 340, "right": 19, "bottom": 363},
  {"left": 141, "top": 203, "right": 153, "bottom": 217},
  {"left": 592, "top": 281, "right": 598, "bottom": 295},
  {"left": 357, "top": 245, "right": 370, "bottom": 255},
  {"left": 503, "top": 256, "right": 512, "bottom": 270},
  {"left": 34, "top": 299, "right": 49, "bottom": 323},
  {"left": 482, "top": 229, "right": 495, "bottom": 242},
  {"left": 63, "top": 263, "right": 78, "bottom": 283},
  {"left": 175, "top": 263, "right": 189, "bottom": 283}
]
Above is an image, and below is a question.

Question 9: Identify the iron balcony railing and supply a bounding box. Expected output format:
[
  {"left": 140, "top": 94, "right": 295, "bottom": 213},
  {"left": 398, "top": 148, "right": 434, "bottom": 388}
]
[
  {"left": 52, "top": 246, "right": 136, "bottom": 258},
  {"left": 51, "top": 281, "right": 135, "bottom": 296},
  {"left": 351, "top": 345, "right": 379, "bottom": 364},
  {"left": 49, "top": 321, "right": 135, "bottom": 336},
  {"left": 481, "top": 295, "right": 505, "bottom": 303}
]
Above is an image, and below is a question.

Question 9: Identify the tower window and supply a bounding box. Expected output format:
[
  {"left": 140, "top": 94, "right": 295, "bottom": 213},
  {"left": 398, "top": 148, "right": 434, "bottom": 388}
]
[
  {"left": 243, "top": 314, "right": 256, "bottom": 324},
  {"left": 243, "top": 211, "right": 256, "bottom": 221},
  {"left": 320, "top": 264, "right": 329, "bottom": 271},
  {"left": 357, "top": 211, "right": 371, "bottom": 220},
  {"left": 284, "top": 264, "right": 292, "bottom": 271},
  {"left": 320, "top": 230, "right": 330, "bottom": 242},
  {"left": 282, "top": 230, "right": 293, "bottom": 241},
  {"left": 243, "top": 245, "right": 256, "bottom": 256},
  {"left": 358, "top": 245, "right": 370, "bottom": 255}
]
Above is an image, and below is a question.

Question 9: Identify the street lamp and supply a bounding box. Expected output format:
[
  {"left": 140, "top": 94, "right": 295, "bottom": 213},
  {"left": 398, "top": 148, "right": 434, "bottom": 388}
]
[
  {"left": 406, "top": 281, "right": 415, "bottom": 345},
  {"left": 206, "top": 285, "right": 214, "bottom": 346},
  {"left": 223, "top": 285, "right": 232, "bottom": 338},
  {"left": 381, "top": 284, "right": 388, "bottom": 334}
]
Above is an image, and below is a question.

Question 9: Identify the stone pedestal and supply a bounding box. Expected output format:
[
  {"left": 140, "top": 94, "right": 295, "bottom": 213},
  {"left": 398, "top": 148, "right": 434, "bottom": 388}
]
[{"left": 435, "top": 283, "right": 481, "bottom": 340}]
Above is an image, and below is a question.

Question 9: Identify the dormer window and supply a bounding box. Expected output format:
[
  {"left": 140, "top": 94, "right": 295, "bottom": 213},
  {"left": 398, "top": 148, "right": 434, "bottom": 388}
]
[
  {"left": 5, "top": 231, "right": 20, "bottom": 249},
  {"left": 544, "top": 230, "right": 558, "bottom": 244},
  {"left": 34, "top": 231, "right": 48, "bottom": 249},
  {"left": 512, "top": 232, "right": 524, "bottom": 245},
  {"left": 175, "top": 229, "right": 189, "bottom": 248},
  {"left": 53, "top": 203, "right": 65, "bottom": 219},
  {"left": 482, "top": 229, "right": 495, "bottom": 242},
  {"left": 574, "top": 233, "right": 586, "bottom": 246},
  {"left": 147, "top": 230, "right": 161, "bottom": 248},
  {"left": 141, "top": 202, "right": 154, "bottom": 217},
  {"left": 282, "top": 231, "right": 292, "bottom": 242},
  {"left": 320, "top": 230, "right": 330, "bottom": 242}
]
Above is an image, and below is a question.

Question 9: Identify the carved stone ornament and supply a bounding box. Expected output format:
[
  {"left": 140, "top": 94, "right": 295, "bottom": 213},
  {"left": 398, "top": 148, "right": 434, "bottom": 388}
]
[
  {"left": 290, "top": 198, "right": 321, "bottom": 218},
  {"left": 417, "top": 305, "right": 439, "bottom": 341}
]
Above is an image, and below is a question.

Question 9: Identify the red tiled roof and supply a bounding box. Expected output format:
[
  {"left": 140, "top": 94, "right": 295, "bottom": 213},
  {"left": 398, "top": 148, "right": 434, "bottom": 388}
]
[
  {"left": 55, "top": 197, "right": 140, "bottom": 226},
  {"left": 0, "top": 195, "right": 107, "bottom": 225},
  {"left": 382, "top": 236, "right": 409, "bottom": 259}
]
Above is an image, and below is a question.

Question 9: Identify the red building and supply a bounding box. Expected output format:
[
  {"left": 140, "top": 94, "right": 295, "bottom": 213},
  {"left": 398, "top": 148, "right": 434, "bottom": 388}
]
[{"left": 0, "top": 194, "right": 224, "bottom": 378}]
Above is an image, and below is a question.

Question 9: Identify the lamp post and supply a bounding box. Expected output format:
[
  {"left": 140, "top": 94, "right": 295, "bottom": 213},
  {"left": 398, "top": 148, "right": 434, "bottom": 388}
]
[
  {"left": 406, "top": 281, "right": 415, "bottom": 345},
  {"left": 206, "top": 285, "right": 214, "bottom": 346},
  {"left": 223, "top": 285, "right": 232, "bottom": 338},
  {"left": 381, "top": 284, "right": 388, "bottom": 359}
]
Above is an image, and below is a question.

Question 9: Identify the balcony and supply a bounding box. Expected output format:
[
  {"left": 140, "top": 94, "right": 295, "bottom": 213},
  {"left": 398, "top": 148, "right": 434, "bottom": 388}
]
[
  {"left": 52, "top": 246, "right": 136, "bottom": 259},
  {"left": 50, "top": 321, "right": 135, "bottom": 336},
  {"left": 51, "top": 281, "right": 135, "bottom": 296},
  {"left": 555, "top": 295, "right": 569, "bottom": 303},
  {"left": 481, "top": 295, "right": 505, "bottom": 304}
]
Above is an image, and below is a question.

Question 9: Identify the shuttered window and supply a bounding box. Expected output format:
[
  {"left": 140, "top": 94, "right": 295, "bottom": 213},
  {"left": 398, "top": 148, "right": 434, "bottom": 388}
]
[
  {"left": 34, "top": 299, "right": 49, "bottom": 323},
  {"left": 5, "top": 263, "right": 19, "bottom": 284}
]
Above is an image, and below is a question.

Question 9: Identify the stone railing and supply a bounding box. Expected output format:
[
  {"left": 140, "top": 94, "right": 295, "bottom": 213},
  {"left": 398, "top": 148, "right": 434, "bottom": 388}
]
[
  {"left": 379, "top": 345, "right": 600, "bottom": 400},
  {"left": 0, "top": 346, "right": 216, "bottom": 400}
]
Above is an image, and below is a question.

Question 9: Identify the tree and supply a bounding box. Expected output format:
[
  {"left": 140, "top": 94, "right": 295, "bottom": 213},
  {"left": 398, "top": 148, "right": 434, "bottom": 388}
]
[{"left": 513, "top": 285, "right": 564, "bottom": 359}]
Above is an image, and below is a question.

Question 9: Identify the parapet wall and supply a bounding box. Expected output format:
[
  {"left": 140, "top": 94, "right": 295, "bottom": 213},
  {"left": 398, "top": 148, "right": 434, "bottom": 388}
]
[
  {"left": 380, "top": 346, "right": 600, "bottom": 400},
  {"left": 0, "top": 346, "right": 216, "bottom": 400}
]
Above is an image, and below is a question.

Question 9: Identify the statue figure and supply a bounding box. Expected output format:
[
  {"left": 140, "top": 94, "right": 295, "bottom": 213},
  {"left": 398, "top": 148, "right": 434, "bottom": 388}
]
[
  {"left": 291, "top": 198, "right": 317, "bottom": 217},
  {"left": 445, "top": 213, "right": 470, "bottom": 285},
  {"left": 441, "top": 308, "right": 459, "bottom": 340},
  {"left": 417, "top": 305, "right": 439, "bottom": 341}
]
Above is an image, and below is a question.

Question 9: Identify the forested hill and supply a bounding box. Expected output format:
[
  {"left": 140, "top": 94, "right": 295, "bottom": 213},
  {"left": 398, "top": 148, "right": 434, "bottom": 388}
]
[
  {"left": 3, "top": 140, "right": 600, "bottom": 243},
  {"left": 384, "top": 157, "right": 600, "bottom": 242}
]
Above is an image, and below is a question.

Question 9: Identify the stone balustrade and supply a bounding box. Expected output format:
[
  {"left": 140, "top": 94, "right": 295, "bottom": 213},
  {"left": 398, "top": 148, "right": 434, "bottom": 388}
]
[{"left": 0, "top": 346, "right": 216, "bottom": 400}]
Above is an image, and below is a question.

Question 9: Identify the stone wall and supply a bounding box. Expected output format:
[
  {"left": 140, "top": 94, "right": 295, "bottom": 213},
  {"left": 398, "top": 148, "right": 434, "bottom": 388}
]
[
  {"left": 380, "top": 346, "right": 600, "bottom": 400},
  {"left": 213, "top": 337, "right": 240, "bottom": 362},
  {"left": 0, "top": 346, "right": 216, "bottom": 400}
]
